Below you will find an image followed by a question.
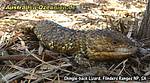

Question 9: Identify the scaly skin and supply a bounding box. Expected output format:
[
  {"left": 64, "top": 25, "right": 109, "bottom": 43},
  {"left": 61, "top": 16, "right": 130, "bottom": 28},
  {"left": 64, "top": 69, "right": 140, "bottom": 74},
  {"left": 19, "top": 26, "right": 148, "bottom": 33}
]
[{"left": 34, "top": 20, "right": 137, "bottom": 61}]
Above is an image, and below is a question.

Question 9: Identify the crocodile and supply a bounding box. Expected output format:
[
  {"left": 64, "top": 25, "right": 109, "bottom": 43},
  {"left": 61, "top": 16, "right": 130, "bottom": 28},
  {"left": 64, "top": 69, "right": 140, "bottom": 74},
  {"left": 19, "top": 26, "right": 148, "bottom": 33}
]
[{"left": 33, "top": 20, "right": 137, "bottom": 61}]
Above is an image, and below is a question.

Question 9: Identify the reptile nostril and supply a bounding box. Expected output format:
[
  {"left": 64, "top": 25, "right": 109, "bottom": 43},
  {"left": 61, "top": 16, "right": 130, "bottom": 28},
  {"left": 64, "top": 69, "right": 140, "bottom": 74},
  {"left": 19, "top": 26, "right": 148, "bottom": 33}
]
[{"left": 128, "top": 46, "right": 133, "bottom": 48}]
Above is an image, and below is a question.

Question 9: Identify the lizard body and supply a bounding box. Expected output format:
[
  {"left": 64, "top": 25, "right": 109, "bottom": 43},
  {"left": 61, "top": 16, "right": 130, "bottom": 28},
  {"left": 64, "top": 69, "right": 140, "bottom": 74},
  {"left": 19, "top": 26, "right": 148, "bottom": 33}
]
[{"left": 34, "top": 20, "right": 137, "bottom": 60}]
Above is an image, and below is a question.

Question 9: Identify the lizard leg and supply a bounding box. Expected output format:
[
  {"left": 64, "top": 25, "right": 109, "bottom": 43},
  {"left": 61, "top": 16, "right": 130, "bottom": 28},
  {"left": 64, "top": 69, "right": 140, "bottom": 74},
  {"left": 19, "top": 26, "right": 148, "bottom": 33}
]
[{"left": 73, "top": 50, "right": 91, "bottom": 67}]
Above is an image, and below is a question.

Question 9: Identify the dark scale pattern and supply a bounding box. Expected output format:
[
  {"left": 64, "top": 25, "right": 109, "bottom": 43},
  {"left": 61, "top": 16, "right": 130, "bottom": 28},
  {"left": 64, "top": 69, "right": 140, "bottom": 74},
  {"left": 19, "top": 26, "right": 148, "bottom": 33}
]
[
  {"left": 34, "top": 20, "right": 87, "bottom": 55},
  {"left": 34, "top": 20, "right": 137, "bottom": 62}
]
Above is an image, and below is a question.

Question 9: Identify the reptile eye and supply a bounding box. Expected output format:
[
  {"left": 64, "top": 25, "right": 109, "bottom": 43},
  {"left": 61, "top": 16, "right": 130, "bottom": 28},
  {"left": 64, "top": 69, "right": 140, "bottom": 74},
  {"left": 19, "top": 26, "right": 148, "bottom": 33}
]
[{"left": 113, "top": 41, "right": 117, "bottom": 44}]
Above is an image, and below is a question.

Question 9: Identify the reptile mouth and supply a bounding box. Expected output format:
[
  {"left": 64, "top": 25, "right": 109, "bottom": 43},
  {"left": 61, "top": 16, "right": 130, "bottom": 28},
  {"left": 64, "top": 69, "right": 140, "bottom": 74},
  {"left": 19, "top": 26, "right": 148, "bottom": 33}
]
[
  {"left": 87, "top": 46, "right": 137, "bottom": 60},
  {"left": 114, "top": 47, "right": 137, "bottom": 55}
]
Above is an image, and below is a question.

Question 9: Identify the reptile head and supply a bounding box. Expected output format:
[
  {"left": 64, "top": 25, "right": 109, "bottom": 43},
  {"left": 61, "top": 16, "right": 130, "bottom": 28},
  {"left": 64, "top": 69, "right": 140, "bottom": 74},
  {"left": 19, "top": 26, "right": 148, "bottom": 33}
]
[{"left": 86, "top": 29, "right": 137, "bottom": 60}]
